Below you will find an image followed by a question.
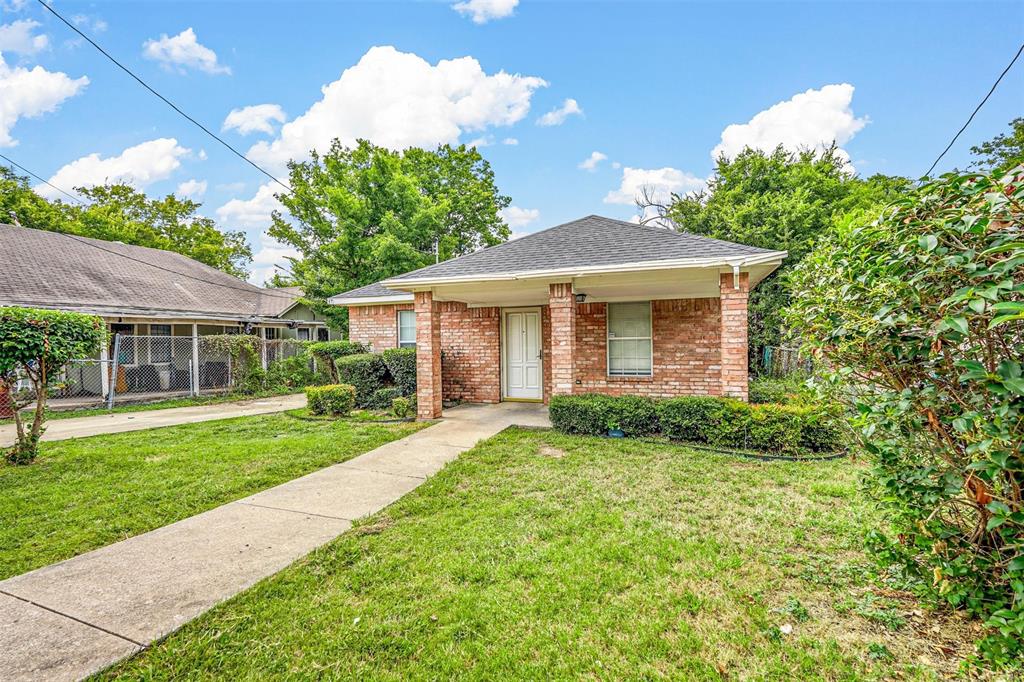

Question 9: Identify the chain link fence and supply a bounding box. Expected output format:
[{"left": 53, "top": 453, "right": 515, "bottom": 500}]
[{"left": 11, "top": 334, "right": 321, "bottom": 411}]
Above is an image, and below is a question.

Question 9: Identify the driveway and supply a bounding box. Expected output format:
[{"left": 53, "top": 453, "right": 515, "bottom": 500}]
[{"left": 0, "top": 394, "right": 307, "bottom": 448}]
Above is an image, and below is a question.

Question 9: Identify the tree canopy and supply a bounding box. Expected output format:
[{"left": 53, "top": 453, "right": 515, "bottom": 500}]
[
  {"left": 970, "top": 117, "right": 1024, "bottom": 173},
  {"left": 1, "top": 168, "right": 252, "bottom": 278},
  {"left": 653, "top": 146, "right": 910, "bottom": 356},
  {"left": 268, "top": 140, "right": 511, "bottom": 330}
]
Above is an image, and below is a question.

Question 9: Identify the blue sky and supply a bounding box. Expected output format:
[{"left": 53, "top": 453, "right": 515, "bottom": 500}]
[{"left": 2, "top": 0, "right": 1022, "bottom": 283}]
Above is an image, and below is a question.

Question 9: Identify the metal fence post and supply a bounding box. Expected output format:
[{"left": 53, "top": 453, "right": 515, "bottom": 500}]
[
  {"left": 106, "top": 333, "right": 121, "bottom": 410},
  {"left": 191, "top": 333, "right": 200, "bottom": 396}
]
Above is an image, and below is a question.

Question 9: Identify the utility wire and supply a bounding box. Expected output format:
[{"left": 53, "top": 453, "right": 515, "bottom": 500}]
[
  {"left": 0, "top": 152, "right": 85, "bottom": 205},
  {"left": 0, "top": 154, "right": 299, "bottom": 302},
  {"left": 924, "top": 41, "right": 1024, "bottom": 177},
  {"left": 35, "top": 0, "right": 293, "bottom": 195}
]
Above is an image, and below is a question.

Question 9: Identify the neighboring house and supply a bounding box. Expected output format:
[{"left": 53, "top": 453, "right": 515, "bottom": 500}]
[
  {"left": 330, "top": 215, "right": 786, "bottom": 419},
  {"left": 0, "top": 223, "right": 338, "bottom": 396}
]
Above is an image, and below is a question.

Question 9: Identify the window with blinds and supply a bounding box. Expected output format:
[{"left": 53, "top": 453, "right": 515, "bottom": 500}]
[
  {"left": 397, "top": 310, "right": 416, "bottom": 348},
  {"left": 607, "top": 302, "right": 652, "bottom": 376}
]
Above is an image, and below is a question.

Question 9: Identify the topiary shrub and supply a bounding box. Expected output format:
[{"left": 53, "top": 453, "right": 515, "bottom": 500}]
[
  {"left": 391, "top": 396, "right": 412, "bottom": 419},
  {"left": 366, "top": 387, "right": 402, "bottom": 410},
  {"left": 382, "top": 347, "right": 416, "bottom": 396},
  {"left": 0, "top": 307, "right": 106, "bottom": 464},
  {"left": 336, "top": 353, "right": 389, "bottom": 407},
  {"left": 605, "top": 395, "right": 659, "bottom": 436},
  {"left": 743, "top": 403, "right": 804, "bottom": 454},
  {"left": 656, "top": 396, "right": 727, "bottom": 443},
  {"left": 308, "top": 340, "right": 367, "bottom": 383},
  {"left": 549, "top": 394, "right": 611, "bottom": 436},
  {"left": 305, "top": 384, "right": 356, "bottom": 416}
]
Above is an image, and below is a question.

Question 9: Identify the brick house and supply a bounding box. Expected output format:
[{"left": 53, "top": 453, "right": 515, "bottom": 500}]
[{"left": 329, "top": 215, "right": 786, "bottom": 420}]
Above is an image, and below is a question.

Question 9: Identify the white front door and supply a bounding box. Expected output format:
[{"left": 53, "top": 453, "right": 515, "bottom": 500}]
[{"left": 504, "top": 309, "right": 542, "bottom": 400}]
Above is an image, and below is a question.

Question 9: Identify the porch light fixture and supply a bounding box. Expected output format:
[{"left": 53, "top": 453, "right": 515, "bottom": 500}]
[{"left": 574, "top": 293, "right": 587, "bottom": 304}]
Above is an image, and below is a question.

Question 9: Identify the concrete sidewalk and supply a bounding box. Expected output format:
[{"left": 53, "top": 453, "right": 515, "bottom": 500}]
[
  {"left": 0, "top": 394, "right": 307, "bottom": 447},
  {"left": 0, "top": 402, "right": 549, "bottom": 681}
]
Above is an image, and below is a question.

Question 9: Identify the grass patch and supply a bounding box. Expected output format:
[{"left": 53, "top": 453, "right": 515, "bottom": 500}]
[
  {"left": 0, "top": 413, "right": 425, "bottom": 579},
  {"left": 101, "top": 428, "right": 974, "bottom": 680}
]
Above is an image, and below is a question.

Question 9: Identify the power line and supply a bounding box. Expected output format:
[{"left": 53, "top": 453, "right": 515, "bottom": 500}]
[
  {"left": 925, "top": 41, "right": 1024, "bottom": 177},
  {"left": 35, "top": 0, "right": 293, "bottom": 195},
  {"left": 0, "top": 152, "right": 84, "bottom": 205}
]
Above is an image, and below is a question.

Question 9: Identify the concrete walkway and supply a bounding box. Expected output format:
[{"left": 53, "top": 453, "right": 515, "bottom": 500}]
[
  {"left": 0, "top": 394, "right": 307, "bottom": 448},
  {"left": 0, "top": 402, "right": 549, "bottom": 681}
]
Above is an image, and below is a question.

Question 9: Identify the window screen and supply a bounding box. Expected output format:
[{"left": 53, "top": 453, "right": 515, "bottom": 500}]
[
  {"left": 607, "top": 302, "right": 652, "bottom": 376},
  {"left": 397, "top": 310, "right": 416, "bottom": 348}
]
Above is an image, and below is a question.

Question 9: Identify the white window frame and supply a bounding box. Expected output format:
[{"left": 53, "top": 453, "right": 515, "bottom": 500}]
[
  {"left": 606, "top": 301, "right": 653, "bottom": 377},
  {"left": 397, "top": 309, "right": 416, "bottom": 348},
  {"left": 297, "top": 327, "right": 310, "bottom": 341}
]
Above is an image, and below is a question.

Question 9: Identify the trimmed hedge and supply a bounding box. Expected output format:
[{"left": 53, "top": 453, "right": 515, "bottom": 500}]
[
  {"left": 551, "top": 393, "right": 843, "bottom": 456},
  {"left": 305, "top": 384, "right": 356, "bottom": 416},
  {"left": 366, "top": 387, "right": 402, "bottom": 410},
  {"left": 336, "top": 353, "right": 389, "bottom": 407},
  {"left": 308, "top": 340, "right": 367, "bottom": 383},
  {"left": 382, "top": 347, "right": 416, "bottom": 396}
]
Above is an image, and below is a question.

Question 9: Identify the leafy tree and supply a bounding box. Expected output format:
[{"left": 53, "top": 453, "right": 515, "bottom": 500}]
[
  {"left": 0, "top": 308, "right": 106, "bottom": 464},
  {"left": 1, "top": 168, "right": 252, "bottom": 278},
  {"left": 786, "top": 167, "right": 1024, "bottom": 666},
  {"left": 971, "top": 117, "right": 1024, "bottom": 173},
  {"left": 269, "top": 140, "right": 511, "bottom": 332},
  {"left": 654, "top": 146, "right": 910, "bottom": 358}
]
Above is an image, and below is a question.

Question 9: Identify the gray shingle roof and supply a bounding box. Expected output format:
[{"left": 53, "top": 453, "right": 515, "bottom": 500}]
[
  {"left": 0, "top": 224, "right": 303, "bottom": 320},
  {"left": 330, "top": 281, "right": 413, "bottom": 301},
  {"left": 387, "top": 214, "right": 777, "bottom": 282}
]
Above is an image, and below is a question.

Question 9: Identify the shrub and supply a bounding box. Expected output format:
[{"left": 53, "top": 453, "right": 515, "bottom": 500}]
[
  {"left": 367, "top": 387, "right": 402, "bottom": 410},
  {"left": 656, "top": 396, "right": 727, "bottom": 442},
  {"left": 606, "top": 395, "right": 659, "bottom": 436},
  {"left": 744, "top": 404, "right": 804, "bottom": 454},
  {"left": 748, "top": 376, "right": 812, "bottom": 404},
  {"left": 549, "top": 394, "right": 610, "bottom": 436},
  {"left": 797, "top": 405, "right": 844, "bottom": 453},
  {"left": 0, "top": 307, "right": 106, "bottom": 464},
  {"left": 786, "top": 167, "right": 1024, "bottom": 665},
  {"left": 391, "top": 396, "right": 412, "bottom": 419},
  {"left": 305, "top": 384, "right": 356, "bottom": 416},
  {"left": 308, "top": 340, "right": 367, "bottom": 382},
  {"left": 382, "top": 347, "right": 416, "bottom": 396},
  {"left": 266, "top": 352, "right": 326, "bottom": 389},
  {"left": 336, "top": 353, "right": 389, "bottom": 407}
]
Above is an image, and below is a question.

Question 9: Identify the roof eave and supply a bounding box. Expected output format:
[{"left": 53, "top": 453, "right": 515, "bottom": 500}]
[
  {"left": 327, "top": 293, "right": 416, "bottom": 306},
  {"left": 380, "top": 251, "right": 788, "bottom": 290}
]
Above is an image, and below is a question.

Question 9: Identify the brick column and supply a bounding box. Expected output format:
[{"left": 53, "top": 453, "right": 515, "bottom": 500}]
[
  {"left": 415, "top": 290, "right": 442, "bottom": 419},
  {"left": 548, "top": 282, "right": 576, "bottom": 396},
  {"left": 720, "top": 271, "right": 750, "bottom": 400}
]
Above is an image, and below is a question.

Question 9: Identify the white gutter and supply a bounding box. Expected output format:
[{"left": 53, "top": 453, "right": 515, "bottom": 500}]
[
  {"left": 327, "top": 293, "right": 415, "bottom": 306},
  {"left": 379, "top": 251, "right": 788, "bottom": 290}
]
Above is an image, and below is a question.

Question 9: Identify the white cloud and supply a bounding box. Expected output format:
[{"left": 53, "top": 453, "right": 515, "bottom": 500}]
[
  {"left": 465, "top": 135, "right": 493, "bottom": 148},
  {"left": 71, "top": 14, "right": 107, "bottom": 33},
  {"left": 604, "top": 166, "right": 706, "bottom": 206},
  {"left": 142, "top": 28, "right": 230, "bottom": 75},
  {"left": 500, "top": 205, "right": 539, "bottom": 229},
  {"left": 39, "top": 138, "right": 189, "bottom": 198},
  {"left": 0, "top": 19, "right": 49, "bottom": 55},
  {"left": 536, "top": 98, "right": 582, "bottom": 126},
  {"left": 0, "top": 56, "right": 88, "bottom": 147},
  {"left": 247, "top": 233, "right": 300, "bottom": 285},
  {"left": 215, "top": 181, "right": 283, "bottom": 229},
  {"left": 611, "top": 161, "right": 621, "bottom": 169},
  {"left": 452, "top": 0, "right": 518, "bottom": 23},
  {"left": 176, "top": 178, "right": 207, "bottom": 199},
  {"left": 502, "top": 137, "right": 518, "bottom": 146},
  {"left": 712, "top": 83, "right": 868, "bottom": 170},
  {"left": 578, "top": 150, "right": 607, "bottom": 172},
  {"left": 222, "top": 103, "right": 286, "bottom": 136},
  {"left": 247, "top": 46, "right": 547, "bottom": 170}
]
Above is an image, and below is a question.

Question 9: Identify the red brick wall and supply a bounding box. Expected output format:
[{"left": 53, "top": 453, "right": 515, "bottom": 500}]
[
  {"left": 548, "top": 283, "right": 576, "bottom": 396},
  {"left": 438, "top": 302, "right": 500, "bottom": 403},
  {"left": 348, "top": 303, "right": 412, "bottom": 352},
  {"left": 414, "top": 292, "right": 442, "bottom": 419},
  {"left": 572, "top": 298, "right": 723, "bottom": 398},
  {"left": 719, "top": 272, "right": 749, "bottom": 400}
]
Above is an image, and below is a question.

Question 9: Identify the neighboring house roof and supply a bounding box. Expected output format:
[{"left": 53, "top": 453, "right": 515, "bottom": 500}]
[
  {"left": 0, "top": 224, "right": 313, "bottom": 322},
  {"left": 329, "top": 215, "right": 786, "bottom": 304}
]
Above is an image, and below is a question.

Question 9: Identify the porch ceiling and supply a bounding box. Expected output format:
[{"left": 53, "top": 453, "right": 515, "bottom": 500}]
[{"left": 426, "top": 263, "right": 778, "bottom": 307}]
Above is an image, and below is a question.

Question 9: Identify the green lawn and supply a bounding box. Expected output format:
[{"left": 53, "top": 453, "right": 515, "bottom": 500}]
[
  {"left": 101, "top": 428, "right": 972, "bottom": 680},
  {"left": 0, "top": 413, "right": 425, "bottom": 579}
]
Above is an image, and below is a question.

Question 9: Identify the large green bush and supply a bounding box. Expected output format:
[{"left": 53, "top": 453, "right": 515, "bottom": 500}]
[
  {"left": 382, "top": 347, "right": 416, "bottom": 396},
  {"left": 336, "top": 353, "right": 389, "bottom": 407},
  {"left": 0, "top": 307, "right": 106, "bottom": 463},
  {"left": 305, "top": 384, "right": 356, "bottom": 416},
  {"left": 265, "top": 352, "right": 327, "bottom": 389},
  {"left": 308, "top": 340, "right": 367, "bottom": 382},
  {"left": 786, "top": 167, "right": 1024, "bottom": 666},
  {"left": 552, "top": 393, "right": 842, "bottom": 457}
]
